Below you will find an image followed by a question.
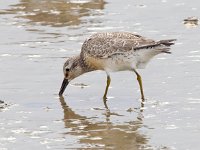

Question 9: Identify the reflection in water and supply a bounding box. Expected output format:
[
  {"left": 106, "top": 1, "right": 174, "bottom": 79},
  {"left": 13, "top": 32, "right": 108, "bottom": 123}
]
[
  {"left": 59, "top": 96, "right": 149, "bottom": 149},
  {"left": 2, "top": 0, "right": 106, "bottom": 27}
]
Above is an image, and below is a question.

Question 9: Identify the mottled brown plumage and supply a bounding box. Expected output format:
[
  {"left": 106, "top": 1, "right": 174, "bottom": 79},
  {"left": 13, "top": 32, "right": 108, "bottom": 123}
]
[{"left": 59, "top": 32, "right": 176, "bottom": 100}]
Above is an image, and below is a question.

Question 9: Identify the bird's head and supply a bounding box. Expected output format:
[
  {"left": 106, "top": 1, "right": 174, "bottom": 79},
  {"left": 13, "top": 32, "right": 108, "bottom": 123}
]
[{"left": 59, "top": 56, "right": 84, "bottom": 96}]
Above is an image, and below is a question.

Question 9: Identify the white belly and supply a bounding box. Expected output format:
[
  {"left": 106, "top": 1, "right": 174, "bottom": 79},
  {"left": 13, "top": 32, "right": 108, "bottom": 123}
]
[
  {"left": 86, "top": 49, "right": 157, "bottom": 72},
  {"left": 103, "top": 50, "right": 155, "bottom": 72},
  {"left": 103, "top": 55, "right": 136, "bottom": 72}
]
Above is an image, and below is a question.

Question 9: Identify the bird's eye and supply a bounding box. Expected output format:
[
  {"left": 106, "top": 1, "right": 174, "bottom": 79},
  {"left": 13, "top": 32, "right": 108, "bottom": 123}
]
[{"left": 65, "top": 68, "right": 70, "bottom": 72}]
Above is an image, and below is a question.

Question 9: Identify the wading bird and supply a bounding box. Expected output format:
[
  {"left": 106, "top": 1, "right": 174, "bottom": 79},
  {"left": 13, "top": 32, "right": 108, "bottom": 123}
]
[{"left": 59, "top": 32, "right": 176, "bottom": 100}]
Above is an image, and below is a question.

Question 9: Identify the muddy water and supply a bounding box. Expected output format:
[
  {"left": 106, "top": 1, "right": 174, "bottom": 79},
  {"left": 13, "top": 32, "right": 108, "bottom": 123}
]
[{"left": 1, "top": 0, "right": 200, "bottom": 149}]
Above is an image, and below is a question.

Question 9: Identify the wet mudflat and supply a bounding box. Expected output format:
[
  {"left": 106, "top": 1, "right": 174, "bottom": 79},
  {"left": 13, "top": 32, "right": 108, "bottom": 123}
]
[{"left": 0, "top": 0, "right": 200, "bottom": 149}]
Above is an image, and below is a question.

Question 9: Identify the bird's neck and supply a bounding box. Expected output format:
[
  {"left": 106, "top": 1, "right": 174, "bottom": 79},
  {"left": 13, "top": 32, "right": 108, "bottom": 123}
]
[{"left": 76, "top": 54, "right": 94, "bottom": 73}]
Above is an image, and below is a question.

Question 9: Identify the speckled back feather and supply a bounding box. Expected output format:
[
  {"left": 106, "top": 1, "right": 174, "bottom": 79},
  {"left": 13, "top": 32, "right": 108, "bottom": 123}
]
[{"left": 80, "top": 32, "right": 175, "bottom": 59}]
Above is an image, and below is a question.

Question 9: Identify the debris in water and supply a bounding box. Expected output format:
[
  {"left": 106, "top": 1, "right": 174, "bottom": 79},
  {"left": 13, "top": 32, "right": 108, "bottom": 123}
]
[
  {"left": 127, "top": 108, "right": 133, "bottom": 112},
  {"left": 70, "top": 83, "right": 89, "bottom": 88},
  {"left": 43, "top": 106, "right": 53, "bottom": 111},
  {"left": 183, "top": 16, "right": 198, "bottom": 28},
  {"left": 0, "top": 100, "right": 9, "bottom": 110}
]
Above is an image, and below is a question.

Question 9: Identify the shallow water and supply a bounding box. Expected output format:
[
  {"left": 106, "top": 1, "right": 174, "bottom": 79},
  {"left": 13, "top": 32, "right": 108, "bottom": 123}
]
[{"left": 1, "top": 0, "right": 200, "bottom": 149}]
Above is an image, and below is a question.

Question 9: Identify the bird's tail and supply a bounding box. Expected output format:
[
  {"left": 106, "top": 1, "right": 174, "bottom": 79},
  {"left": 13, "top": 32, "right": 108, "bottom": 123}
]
[
  {"left": 134, "top": 39, "right": 176, "bottom": 53},
  {"left": 158, "top": 39, "right": 176, "bottom": 46},
  {"left": 156, "top": 39, "right": 176, "bottom": 54}
]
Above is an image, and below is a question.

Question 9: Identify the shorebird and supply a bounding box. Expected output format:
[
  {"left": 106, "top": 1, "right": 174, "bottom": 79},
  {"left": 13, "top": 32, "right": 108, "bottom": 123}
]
[{"left": 59, "top": 32, "right": 176, "bottom": 100}]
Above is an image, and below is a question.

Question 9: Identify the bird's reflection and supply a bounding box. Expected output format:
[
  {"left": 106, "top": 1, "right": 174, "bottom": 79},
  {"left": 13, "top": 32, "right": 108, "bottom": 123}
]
[
  {"left": 4, "top": 0, "right": 106, "bottom": 27},
  {"left": 59, "top": 96, "right": 149, "bottom": 149}
]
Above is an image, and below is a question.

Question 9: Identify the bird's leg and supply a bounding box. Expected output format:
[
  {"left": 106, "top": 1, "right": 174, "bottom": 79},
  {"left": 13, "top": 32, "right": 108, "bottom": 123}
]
[
  {"left": 103, "top": 98, "right": 109, "bottom": 110},
  {"left": 103, "top": 75, "right": 111, "bottom": 100},
  {"left": 133, "top": 70, "right": 145, "bottom": 100}
]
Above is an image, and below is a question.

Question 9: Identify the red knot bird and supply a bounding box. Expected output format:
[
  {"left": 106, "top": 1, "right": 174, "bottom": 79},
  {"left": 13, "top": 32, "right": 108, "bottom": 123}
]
[{"left": 59, "top": 32, "right": 176, "bottom": 100}]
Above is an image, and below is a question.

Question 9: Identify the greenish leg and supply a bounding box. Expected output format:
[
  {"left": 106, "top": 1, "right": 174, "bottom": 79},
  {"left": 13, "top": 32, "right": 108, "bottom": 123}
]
[
  {"left": 103, "top": 75, "right": 111, "bottom": 100},
  {"left": 133, "top": 70, "right": 145, "bottom": 100}
]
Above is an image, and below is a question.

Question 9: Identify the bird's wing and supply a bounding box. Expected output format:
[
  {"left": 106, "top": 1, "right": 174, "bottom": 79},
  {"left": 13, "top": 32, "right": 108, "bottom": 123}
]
[
  {"left": 81, "top": 35, "right": 155, "bottom": 58},
  {"left": 89, "top": 32, "right": 144, "bottom": 40}
]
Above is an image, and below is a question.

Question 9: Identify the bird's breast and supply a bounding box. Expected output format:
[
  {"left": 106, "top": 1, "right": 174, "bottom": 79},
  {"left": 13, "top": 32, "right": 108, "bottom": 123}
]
[
  {"left": 84, "top": 49, "right": 154, "bottom": 72},
  {"left": 85, "top": 54, "right": 135, "bottom": 72},
  {"left": 84, "top": 55, "right": 106, "bottom": 70}
]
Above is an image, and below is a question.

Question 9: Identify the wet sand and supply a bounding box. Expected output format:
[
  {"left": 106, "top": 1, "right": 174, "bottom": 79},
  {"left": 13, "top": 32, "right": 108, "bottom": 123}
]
[{"left": 1, "top": 0, "right": 200, "bottom": 149}]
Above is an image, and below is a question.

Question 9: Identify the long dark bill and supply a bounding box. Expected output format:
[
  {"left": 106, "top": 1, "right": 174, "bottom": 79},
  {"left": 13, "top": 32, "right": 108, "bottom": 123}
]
[{"left": 59, "top": 78, "right": 69, "bottom": 96}]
